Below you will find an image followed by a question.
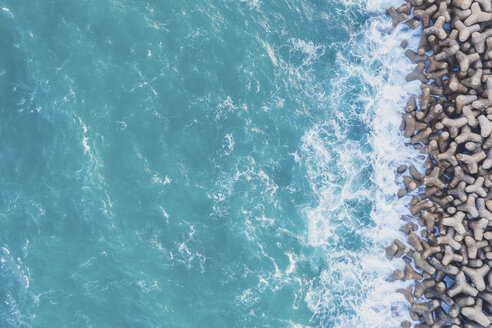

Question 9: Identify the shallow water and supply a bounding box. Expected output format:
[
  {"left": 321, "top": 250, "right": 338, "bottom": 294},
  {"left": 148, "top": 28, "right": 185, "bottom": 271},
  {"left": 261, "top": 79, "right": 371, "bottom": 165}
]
[{"left": 0, "top": 0, "right": 421, "bottom": 327}]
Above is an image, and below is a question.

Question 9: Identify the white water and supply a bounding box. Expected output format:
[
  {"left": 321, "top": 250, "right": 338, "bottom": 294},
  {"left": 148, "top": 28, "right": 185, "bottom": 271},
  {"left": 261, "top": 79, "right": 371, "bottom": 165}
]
[{"left": 303, "top": 1, "right": 426, "bottom": 326}]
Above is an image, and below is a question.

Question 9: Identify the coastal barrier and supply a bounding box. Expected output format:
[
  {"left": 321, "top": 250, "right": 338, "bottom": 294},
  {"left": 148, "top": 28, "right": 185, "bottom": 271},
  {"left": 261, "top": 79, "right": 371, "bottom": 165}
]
[{"left": 385, "top": 0, "right": 492, "bottom": 326}]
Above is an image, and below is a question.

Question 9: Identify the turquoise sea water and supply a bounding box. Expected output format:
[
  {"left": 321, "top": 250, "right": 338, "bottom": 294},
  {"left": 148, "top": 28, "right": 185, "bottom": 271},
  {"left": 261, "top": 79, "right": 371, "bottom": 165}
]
[{"left": 0, "top": 0, "right": 422, "bottom": 327}]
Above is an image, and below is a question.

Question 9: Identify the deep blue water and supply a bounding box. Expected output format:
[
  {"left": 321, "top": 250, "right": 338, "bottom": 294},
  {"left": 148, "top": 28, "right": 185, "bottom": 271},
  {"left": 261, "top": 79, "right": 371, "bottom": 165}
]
[{"left": 0, "top": 0, "right": 421, "bottom": 327}]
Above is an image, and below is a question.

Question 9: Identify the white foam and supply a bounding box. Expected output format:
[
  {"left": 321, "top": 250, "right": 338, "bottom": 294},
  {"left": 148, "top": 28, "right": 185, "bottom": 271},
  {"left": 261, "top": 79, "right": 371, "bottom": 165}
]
[
  {"left": 301, "top": 0, "right": 425, "bottom": 326},
  {"left": 0, "top": 246, "right": 32, "bottom": 326},
  {"left": 360, "top": 5, "right": 426, "bottom": 327},
  {"left": 289, "top": 38, "right": 326, "bottom": 67},
  {"left": 240, "top": 0, "right": 261, "bottom": 10},
  {"left": 223, "top": 133, "right": 235, "bottom": 155},
  {"left": 1, "top": 7, "right": 13, "bottom": 18},
  {"left": 261, "top": 41, "right": 278, "bottom": 67}
]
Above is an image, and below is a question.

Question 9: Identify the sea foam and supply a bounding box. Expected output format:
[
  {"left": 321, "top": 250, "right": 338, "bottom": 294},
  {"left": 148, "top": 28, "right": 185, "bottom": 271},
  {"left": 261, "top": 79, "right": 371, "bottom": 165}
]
[{"left": 302, "top": 0, "right": 425, "bottom": 326}]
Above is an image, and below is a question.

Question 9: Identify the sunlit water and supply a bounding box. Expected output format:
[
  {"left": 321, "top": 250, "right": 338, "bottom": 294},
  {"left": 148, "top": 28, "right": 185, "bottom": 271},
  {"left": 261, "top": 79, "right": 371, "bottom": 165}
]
[{"left": 0, "top": 0, "right": 422, "bottom": 326}]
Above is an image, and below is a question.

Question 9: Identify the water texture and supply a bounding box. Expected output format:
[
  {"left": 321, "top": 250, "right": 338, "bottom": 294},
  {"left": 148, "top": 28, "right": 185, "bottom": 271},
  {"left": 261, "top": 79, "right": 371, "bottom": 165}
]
[{"left": 0, "top": 0, "right": 420, "bottom": 327}]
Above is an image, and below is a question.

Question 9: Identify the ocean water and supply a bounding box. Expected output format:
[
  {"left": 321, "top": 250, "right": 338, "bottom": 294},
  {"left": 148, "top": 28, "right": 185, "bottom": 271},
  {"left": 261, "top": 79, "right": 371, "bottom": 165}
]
[{"left": 0, "top": 0, "right": 422, "bottom": 327}]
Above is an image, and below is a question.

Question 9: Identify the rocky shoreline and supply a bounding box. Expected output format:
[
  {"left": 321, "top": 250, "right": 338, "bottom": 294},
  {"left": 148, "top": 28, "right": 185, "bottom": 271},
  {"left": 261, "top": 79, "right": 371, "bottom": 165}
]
[{"left": 385, "top": 0, "right": 492, "bottom": 327}]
